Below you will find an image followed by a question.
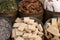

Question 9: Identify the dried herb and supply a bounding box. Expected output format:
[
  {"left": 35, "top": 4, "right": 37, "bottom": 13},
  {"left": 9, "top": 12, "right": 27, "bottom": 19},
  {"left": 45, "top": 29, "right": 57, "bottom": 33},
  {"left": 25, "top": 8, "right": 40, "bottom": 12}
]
[{"left": 0, "top": 0, "right": 17, "bottom": 13}]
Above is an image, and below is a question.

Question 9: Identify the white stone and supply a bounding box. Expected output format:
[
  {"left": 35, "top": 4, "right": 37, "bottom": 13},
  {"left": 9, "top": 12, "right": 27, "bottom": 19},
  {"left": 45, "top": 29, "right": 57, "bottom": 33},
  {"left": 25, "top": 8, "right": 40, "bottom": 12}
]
[
  {"left": 13, "top": 23, "right": 21, "bottom": 28},
  {"left": 15, "top": 17, "right": 22, "bottom": 23},
  {"left": 15, "top": 37, "right": 24, "bottom": 40},
  {"left": 47, "top": 26, "right": 60, "bottom": 37},
  {"left": 23, "top": 17, "right": 30, "bottom": 23},
  {"left": 37, "top": 24, "right": 43, "bottom": 32},
  {"left": 12, "top": 29, "right": 16, "bottom": 38},
  {"left": 16, "top": 29, "right": 23, "bottom": 36},
  {"left": 52, "top": 0, "right": 60, "bottom": 12},
  {"left": 28, "top": 25, "right": 36, "bottom": 31},
  {"left": 35, "top": 36, "right": 42, "bottom": 40}
]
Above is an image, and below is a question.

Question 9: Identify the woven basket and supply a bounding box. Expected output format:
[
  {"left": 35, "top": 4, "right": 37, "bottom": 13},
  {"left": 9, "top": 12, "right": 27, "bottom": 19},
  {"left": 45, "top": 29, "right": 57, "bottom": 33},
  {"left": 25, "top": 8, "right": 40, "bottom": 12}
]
[
  {"left": 44, "top": 18, "right": 60, "bottom": 40},
  {"left": 44, "top": 9, "right": 60, "bottom": 21},
  {"left": 18, "top": 0, "right": 43, "bottom": 21},
  {"left": 13, "top": 17, "right": 44, "bottom": 40},
  {"left": 44, "top": 10, "right": 53, "bottom": 21},
  {"left": 0, "top": 0, "right": 17, "bottom": 23},
  {"left": 0, "top": 10, "right": 17, "bottom": 23}
]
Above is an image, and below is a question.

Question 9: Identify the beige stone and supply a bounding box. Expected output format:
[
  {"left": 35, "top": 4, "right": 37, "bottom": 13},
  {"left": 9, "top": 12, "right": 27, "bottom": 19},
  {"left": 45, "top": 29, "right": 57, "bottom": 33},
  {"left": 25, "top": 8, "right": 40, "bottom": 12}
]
[
  {"left": 28, "top": 25, "right": 36, "bottom": 31},
  {"left": 12, "top": 29, "right": 16, "bottom": 38},
  {"left": 18, "top": 26, "right": 25, "bottom": 31},
  {"left": 33, "top": 22, "right": 38, "bottom": 27},
  {"left": 28, "top": 19, "right": 35, "bottom": 24},
  {"left": 23, "top": 33, "right": 29, "bottom": 38},
  {"left": 18, "top": 23, "right": 27, "bottom": 31},
  {"left": 58, "top": 18, "right": 60, "bottom": 24},
  {"left": 29, "top": 39, "right": 33, "bottom": 40},
  {"left": 33, "top": 28, "right": 38, "bottom": 35},
  {"left": 15, "top": 17, "right": 23, "bottom": 23},
  {"left": 13, "top": 23, "right": 21, "bottom": 28},
  {"left": 15, "top": 37, "right": 24, "bottom": 40},
  {"left": 47, "top": 26, "right": 60, "bottom": 37},
  {"left": 37, "top": 24, "right": 43, "bottom": 32},
  {"left": 52, "top": 18, "right": 58, "bottom": 28},
  {"left": 16, "top": 29, "right": 23, "bottom": 36},
  {"left": 38, "top": 32, "right": 43, "bottom": 37},
  {"left": 35, "top": 36, "right": 42, "bottom": 40},
  {"left": 30, "top": 34, "right": 37, "bottom": 39},
  {"left": 24, "top": 17, "right": 30, "bottom": 23}
]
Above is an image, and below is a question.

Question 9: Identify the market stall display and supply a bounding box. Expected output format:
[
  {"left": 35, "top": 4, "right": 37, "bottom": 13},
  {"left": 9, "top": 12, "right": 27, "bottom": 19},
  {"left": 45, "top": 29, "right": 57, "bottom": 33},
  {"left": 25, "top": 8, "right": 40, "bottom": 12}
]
[
  {"left": 1, "top": 0, "right": 60, "bottom": 40},
  {"left": 18, "top": 0, "right": 43, "bottom": 20},
  {"left": 44, "top": 18, "right": 60, "bottom": 40},
  {"left": 12, "top": 17, "right": 44, "bottom": 40}
]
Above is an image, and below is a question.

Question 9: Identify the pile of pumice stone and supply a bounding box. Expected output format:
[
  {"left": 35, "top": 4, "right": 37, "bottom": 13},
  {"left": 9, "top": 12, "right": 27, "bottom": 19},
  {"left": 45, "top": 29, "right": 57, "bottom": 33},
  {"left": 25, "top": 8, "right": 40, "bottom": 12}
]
[
  {"left": 44, "top": 0, "right": 60, "bottom": 12},
  {"left": 12, "top": 17, "right": 43, "bottom": 40},
  {"left": 0, "top": 17, "right": 12, "bottom": 40}
]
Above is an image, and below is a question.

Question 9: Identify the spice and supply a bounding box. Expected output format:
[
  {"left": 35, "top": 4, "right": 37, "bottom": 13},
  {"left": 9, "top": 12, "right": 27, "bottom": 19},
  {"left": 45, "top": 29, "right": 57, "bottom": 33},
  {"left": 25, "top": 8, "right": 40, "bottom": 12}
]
[
  {"left": 0, "top": 0, "right": 17, "bottom": 12},
  {"left": 19, "top": 0, "right": 43, "bottom": 14}
]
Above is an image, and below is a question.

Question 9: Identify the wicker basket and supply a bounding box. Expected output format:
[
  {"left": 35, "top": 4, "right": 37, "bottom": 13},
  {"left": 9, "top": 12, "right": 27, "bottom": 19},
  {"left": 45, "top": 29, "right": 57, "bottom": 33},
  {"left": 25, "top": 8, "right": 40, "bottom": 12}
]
[
  {"left": 44, "top": 0, "right": 60, "bottom": 22},
  {"left": 44, "top": 9, "right": 60, "bottom": 22},
  {"left": 0, "top": 10, "right": 17, "bottom": 23},
  {"left": 0, "top": 0, "right": 17, "bottom": 23},
  {"left": 44, "top": 10, "right": 53, "bottom": 21},
  {"left": 18, "top": 0, "right": 43, "bottom": 21},
  {"left": 12, "top": 17, "right": 44, "bottom": 40},
  {"left": 44, "top": 18, "right": 60, "bottom": 40}
]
